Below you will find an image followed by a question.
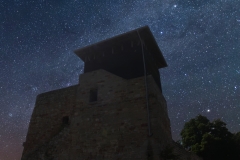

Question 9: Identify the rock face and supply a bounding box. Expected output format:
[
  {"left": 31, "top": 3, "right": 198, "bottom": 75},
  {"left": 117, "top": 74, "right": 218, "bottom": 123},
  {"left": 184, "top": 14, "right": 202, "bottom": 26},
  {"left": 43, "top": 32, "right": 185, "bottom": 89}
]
[{"left": 22, "top": 26, "right": 201, "bottom": 160}]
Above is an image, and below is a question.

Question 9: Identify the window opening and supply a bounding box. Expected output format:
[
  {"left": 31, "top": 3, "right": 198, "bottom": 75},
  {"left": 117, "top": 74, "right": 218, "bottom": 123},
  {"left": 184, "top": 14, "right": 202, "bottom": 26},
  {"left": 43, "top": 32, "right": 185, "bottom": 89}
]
[
  {"left": 89, "top": 88, "right": 98, "bottom": 102},
  {"left": 62, "top": 116, "right": 69, "bottom": 125}
]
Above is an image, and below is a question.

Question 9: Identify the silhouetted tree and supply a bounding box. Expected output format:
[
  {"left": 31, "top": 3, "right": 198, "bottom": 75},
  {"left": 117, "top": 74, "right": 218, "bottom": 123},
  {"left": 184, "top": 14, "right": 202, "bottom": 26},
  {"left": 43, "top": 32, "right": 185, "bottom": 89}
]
[
  {"left": 180, "top": 114, "right": 239, "bottom": 160},
  {"left": 233, "top": 132, "right": 240, "bottom": 159}
]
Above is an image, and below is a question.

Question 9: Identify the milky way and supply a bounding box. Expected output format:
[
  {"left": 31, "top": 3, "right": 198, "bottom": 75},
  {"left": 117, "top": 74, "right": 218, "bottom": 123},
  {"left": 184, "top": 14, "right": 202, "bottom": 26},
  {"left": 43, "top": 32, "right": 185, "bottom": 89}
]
[{"left": 1, "top": 0, "right": 240, "bottom": 159}]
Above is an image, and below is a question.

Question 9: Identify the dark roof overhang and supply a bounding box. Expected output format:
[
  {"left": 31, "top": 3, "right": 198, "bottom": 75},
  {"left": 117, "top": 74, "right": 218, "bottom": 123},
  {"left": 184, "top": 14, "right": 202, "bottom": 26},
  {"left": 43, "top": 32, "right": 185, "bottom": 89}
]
[{"left": 74, "top": 26, "right": 167, "bottom": 68}]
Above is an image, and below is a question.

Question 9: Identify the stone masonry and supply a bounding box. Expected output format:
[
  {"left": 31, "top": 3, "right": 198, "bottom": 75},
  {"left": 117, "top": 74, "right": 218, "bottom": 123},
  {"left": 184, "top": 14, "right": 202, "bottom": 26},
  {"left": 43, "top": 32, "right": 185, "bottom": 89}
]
[
  {"left": 22, "top": 69, "right": 172, "bottom": 159},
  {"left": 21, "top": 26, "right": 202, "bottom": 160}
]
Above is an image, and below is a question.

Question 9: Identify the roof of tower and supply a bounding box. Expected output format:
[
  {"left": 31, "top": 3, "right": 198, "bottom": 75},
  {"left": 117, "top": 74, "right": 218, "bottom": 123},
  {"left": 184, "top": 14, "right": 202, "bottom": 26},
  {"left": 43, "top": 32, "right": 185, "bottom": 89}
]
[{"left": 74, "top": 26, "right": 167, "bottom": 68}]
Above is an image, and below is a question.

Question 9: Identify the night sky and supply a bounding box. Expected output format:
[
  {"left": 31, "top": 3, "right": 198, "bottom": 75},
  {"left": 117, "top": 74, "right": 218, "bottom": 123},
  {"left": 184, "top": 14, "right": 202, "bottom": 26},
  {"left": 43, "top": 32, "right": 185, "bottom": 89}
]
[{"left": 1, "top": 0, "right": 240, "bottom": 159}]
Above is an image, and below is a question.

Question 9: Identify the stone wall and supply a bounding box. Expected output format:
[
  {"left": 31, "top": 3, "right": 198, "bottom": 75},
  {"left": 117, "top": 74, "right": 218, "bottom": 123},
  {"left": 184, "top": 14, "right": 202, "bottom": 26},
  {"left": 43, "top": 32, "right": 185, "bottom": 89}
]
[
  {"left": 22, "top": 85, "right": 78, "bottom": 158},
  {"left": 22, "top": 69, "right": 176, "bottom": 159}
]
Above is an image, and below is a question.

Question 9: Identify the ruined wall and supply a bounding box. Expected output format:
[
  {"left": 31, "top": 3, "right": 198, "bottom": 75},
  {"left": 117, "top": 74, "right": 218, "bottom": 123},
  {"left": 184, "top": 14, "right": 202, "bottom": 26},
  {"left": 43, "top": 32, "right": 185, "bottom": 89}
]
[
  {"left": 22, "top": 69, "right": 173, "bottom": 160},
  {"left": 22, "top": 85, "right": 78, "bottom": 158}
]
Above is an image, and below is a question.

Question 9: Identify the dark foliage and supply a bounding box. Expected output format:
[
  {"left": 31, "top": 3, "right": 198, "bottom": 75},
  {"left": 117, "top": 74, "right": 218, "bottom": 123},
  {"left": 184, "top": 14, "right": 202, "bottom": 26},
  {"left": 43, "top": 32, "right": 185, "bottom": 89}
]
[
  {"left": 160, "top": 146, "right": 179, "bottom": 160},
  {"left": 180, "top": 114, "right": 240, "bottom": 160}
]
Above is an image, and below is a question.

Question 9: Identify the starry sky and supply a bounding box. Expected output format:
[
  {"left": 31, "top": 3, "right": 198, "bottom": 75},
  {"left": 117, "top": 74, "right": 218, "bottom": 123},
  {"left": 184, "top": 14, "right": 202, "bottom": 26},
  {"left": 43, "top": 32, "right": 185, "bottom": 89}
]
[{"left": 0, "top": 0, "right": 240, "bottom": 159}]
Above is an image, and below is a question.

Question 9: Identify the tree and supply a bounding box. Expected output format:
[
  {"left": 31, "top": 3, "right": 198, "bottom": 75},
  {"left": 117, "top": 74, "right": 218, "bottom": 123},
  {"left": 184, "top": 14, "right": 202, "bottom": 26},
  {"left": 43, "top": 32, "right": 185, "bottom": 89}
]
[
  {"left": 233, "top": 132, "right": 240, "bottom": 158},
  {"left": 180, "top": 115, "right": 238, "bottom": 160},
  {"left": 180, "top": 115, "right": 210, "bottom": 150}
]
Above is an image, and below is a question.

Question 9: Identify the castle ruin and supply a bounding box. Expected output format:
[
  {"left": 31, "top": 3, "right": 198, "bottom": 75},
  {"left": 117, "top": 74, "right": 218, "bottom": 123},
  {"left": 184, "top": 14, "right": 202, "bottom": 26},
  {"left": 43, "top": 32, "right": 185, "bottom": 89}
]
[{"left": 21, "top": 26, "right": 201, "bottom": 160}]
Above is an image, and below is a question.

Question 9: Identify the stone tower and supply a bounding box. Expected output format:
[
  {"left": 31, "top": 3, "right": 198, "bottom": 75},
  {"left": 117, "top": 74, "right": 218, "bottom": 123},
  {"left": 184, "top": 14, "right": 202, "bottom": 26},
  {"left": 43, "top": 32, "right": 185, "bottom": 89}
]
[{"left": 21, "top": 26, "right": 176, "bottom": 159}]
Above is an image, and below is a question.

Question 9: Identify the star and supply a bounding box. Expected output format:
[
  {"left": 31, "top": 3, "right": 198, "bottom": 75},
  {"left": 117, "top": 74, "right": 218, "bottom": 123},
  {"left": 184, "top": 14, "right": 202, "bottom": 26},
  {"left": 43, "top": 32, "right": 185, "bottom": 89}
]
[{"left": 1, "top": 1, "right": 240, "bottom": 159}]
